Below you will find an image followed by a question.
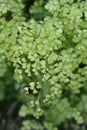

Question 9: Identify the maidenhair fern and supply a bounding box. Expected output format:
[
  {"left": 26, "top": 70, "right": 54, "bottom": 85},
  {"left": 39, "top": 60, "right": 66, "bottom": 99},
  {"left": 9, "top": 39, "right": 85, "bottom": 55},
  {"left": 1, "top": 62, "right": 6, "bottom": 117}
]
[{"left": 0, "top": 0, "right": 87, "bottom": 129}]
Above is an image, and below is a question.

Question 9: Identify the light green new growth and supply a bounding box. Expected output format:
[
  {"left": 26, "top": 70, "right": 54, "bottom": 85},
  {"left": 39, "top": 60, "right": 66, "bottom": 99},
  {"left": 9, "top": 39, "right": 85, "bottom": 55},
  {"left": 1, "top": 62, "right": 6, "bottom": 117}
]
[{"left": 0, "top": 0, "right": 87, "bottom": 129}]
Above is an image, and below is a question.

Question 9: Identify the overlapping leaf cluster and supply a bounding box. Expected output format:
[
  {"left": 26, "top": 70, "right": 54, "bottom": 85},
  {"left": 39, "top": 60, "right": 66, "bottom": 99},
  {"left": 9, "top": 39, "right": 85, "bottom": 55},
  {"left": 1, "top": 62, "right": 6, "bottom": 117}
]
[{"left": 0, "top": 0, "right": 87, "bottom": 129}]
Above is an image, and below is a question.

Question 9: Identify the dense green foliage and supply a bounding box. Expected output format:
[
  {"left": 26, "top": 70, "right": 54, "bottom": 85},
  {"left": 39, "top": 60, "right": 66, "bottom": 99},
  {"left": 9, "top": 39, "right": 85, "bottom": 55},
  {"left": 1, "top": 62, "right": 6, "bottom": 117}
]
[{"left": 0, "top": 0, "right": 87, "bottom": 129}]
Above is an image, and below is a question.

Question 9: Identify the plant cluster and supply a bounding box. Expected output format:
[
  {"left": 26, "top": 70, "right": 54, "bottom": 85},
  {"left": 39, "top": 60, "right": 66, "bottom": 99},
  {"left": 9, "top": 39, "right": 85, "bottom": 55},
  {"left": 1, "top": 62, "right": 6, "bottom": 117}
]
[{"left": 0, "top": 0, "right": 87, "bottom": 130}]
